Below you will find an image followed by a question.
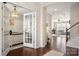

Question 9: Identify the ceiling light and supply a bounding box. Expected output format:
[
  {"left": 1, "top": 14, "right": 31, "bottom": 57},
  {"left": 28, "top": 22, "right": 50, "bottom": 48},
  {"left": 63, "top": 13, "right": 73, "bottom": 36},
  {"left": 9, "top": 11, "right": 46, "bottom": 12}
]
[
  {"left": 11, "top": 6, "right": 19, "bottom": 17},
  {"left": 54, "top": 9, "right": 57, "bottom": 11}
]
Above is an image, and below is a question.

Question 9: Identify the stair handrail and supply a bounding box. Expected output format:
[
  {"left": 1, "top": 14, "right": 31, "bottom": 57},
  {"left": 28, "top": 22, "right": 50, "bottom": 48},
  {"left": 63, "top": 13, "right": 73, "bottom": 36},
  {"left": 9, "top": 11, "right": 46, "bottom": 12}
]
[
  {"left": 67, "top": 21, "right": 79, "bottom": 31},
  {"left": 66, "top": 21, "right": 79, "bottom": 42}
]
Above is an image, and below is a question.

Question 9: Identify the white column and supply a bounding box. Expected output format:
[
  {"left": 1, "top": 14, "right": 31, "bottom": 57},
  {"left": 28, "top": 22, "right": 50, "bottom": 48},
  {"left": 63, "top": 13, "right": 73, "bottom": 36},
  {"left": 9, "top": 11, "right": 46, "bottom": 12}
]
[{"left": 40, "top": 7, "right": 48, "bottom": 47}]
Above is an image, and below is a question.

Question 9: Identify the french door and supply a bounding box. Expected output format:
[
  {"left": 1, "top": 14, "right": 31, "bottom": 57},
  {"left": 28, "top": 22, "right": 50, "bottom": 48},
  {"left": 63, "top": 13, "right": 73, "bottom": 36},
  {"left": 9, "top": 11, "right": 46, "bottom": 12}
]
[{"left": 23, "top": 12, "right": 36, "bottom": 48}]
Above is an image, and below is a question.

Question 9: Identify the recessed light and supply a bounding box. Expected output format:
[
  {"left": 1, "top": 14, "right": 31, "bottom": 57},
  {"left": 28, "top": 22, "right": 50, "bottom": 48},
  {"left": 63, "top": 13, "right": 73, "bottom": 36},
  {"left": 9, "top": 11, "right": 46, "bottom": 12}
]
[{"left": 54, "top": 9, "right": 57, "bottom": 11}]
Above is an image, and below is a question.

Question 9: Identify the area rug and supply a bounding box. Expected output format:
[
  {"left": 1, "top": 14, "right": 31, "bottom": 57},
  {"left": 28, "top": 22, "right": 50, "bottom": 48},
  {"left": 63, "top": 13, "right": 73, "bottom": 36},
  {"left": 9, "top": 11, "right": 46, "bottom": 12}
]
[{"left": 43, "top": 49, "right": 64, "bottom": 56}]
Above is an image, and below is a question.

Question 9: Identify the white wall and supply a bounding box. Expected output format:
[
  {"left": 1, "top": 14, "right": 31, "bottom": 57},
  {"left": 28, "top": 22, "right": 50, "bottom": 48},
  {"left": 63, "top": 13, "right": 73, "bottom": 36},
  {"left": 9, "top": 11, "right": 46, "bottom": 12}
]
[
  {"left": 2, "top": 4, "right": 11, "bottom": 56},
  {"left": 0, "top": 4, "right": 2, "bottom": 55},
  {"left": 9, "top": 15, "right": 23, "bottom": 46},
  {"left": 70, "top": 3, "right": 79, "bottom": 38}
]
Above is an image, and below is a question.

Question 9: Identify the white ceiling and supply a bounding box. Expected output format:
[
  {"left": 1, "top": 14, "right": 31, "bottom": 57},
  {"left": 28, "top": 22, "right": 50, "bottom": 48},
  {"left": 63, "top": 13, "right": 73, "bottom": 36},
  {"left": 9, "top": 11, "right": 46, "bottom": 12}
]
[
  {"left": 44, "top": 2, "right": 77, "bottom": 20},
  {"left": 4, "top": 2, "right": 31, "bottom": 15},
  {"left": 46, "top": 2, "right": 76, "bottom": 15},
  {"left": 2, "top": 2, "right": 78, "bottom": 18},
  {"left": 40, "top": 2, "right": 56, "bottom": 7},
  {"left": 3, "top": 2, "right": 75, "bottom": 15}
]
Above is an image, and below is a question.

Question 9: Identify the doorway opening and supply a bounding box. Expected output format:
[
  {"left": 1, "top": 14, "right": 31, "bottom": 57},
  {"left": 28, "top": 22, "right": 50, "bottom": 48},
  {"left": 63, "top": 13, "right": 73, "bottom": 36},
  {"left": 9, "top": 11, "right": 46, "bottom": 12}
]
[{"left": 45, "top": 2, "right": 72, "bottom": 53}]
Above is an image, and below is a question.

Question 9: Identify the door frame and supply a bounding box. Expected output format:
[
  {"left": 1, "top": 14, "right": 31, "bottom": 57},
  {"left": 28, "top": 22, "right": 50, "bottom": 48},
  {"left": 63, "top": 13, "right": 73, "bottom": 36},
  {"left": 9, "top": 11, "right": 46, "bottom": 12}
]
[{"left": 23, "top": 12, "right": 37, "bottom": 48}]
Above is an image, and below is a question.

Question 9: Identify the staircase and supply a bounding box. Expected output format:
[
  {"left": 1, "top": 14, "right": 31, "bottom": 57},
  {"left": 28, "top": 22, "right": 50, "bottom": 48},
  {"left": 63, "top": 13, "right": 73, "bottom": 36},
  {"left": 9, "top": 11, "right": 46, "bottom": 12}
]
[{"left": 66, "top": 21, "right": 79, "bottom": 56}]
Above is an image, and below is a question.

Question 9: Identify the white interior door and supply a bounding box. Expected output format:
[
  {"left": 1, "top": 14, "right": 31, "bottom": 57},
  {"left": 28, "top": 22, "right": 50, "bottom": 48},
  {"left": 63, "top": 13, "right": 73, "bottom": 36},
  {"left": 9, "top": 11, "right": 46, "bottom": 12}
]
[{"left": 23, "top": 12, "right": 36, "bottom": 48}]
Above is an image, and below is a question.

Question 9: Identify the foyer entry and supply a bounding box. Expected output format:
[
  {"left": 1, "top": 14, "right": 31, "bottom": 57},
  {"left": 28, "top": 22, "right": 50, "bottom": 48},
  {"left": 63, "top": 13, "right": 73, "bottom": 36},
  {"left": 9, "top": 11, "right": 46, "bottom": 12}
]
[{"left": 1, "top": 2, "right": 36, "bottom": 56}]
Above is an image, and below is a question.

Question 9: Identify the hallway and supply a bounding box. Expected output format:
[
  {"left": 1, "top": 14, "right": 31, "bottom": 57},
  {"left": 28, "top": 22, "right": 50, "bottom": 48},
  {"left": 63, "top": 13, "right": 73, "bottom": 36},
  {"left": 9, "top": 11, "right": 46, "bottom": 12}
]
[{"left": 0, "top": 2, "right": 79, "bottom": 56}]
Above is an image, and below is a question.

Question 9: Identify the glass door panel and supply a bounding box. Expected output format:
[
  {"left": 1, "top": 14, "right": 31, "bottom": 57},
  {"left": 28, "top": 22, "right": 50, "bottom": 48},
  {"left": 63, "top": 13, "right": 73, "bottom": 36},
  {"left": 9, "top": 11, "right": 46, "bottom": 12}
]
[
  {"left": 25, "top": 15, "right": 32, "bottom": 44},
  {"left": 23, "top": 13, "right": 35, "bottom": 48}
]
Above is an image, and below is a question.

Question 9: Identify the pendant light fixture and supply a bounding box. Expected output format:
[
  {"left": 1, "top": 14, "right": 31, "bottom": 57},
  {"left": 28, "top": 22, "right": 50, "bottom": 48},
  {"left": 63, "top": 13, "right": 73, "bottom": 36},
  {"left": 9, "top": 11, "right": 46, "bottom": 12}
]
[
  {"left": 11, "top": 6, "right": 18, "bottom": 17},
  {"left": 10, "top": 6, "right": 18, "bottom": 27}
]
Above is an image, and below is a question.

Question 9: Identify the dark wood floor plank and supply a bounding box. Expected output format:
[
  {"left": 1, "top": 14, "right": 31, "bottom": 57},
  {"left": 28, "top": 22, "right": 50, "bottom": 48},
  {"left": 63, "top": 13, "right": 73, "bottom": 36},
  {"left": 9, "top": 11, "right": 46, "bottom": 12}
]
[{"left": 7, "top": 44, "right": 52, "bottom": 56}]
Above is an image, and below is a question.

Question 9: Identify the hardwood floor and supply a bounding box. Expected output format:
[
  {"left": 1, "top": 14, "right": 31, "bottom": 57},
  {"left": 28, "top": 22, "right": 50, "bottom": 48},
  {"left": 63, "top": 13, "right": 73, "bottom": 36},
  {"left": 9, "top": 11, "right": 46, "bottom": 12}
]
[
  {"left": 6, "top": 36, "right": 68, "bottom": 56},
  {"left": 7, "top": 43, "right": 52, "bottom": 56}
]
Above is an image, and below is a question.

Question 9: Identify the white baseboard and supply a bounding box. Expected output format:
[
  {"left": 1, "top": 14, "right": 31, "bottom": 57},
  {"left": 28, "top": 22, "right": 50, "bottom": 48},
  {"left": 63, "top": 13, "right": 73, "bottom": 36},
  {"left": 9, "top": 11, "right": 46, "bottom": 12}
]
[
  {"left": 10, "top": 44, "right": 23, "bottom": 50},
  {"left": 40, "top": 43, "right": 47, "bottom": 48},
  {"left": 2, "top": 45, "right": 23, "bottom": 56},
  {"left": 34, "top": 45, "right": 40, "bottom": 49},
  {"left": 2, "top": 47, "right": 10, "bottom": 56}
]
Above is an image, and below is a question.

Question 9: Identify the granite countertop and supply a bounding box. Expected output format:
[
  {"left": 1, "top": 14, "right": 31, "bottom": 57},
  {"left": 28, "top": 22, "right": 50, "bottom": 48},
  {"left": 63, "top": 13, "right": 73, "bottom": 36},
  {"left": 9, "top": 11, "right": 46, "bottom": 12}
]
[{"left": 67, "top": 39, "right": 79, "bottom": 49}]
